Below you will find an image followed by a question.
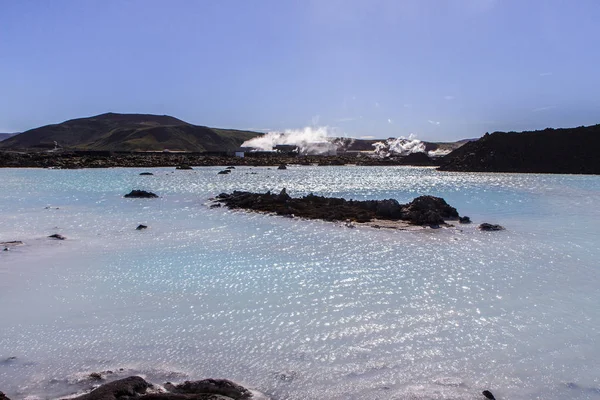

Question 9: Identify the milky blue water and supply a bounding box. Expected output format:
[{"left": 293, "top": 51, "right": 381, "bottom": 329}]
[{"left": 1, "top": 166, "right": 599, "bottom": 400}]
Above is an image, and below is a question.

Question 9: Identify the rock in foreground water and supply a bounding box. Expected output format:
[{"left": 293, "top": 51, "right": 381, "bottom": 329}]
[
  {"left": 67, "top": 376, "right": 252, "bottom": 400},
  {"left": 68, "top": 376, "right": 151, "bottom": 400}
]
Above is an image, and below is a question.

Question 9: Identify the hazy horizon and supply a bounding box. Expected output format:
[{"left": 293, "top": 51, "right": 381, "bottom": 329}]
[{"left": 1, "top": 0, "right": 599, "bottom": 141}]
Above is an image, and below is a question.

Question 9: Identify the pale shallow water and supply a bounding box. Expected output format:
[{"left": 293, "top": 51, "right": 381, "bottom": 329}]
[{"left": 0, "top": 166, "right": 599, "bottom": 400}]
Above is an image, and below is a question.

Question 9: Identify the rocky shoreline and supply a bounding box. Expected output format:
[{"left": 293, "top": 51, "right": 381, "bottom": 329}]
[
  {"left": 0, "top": 375, "right": 500, "bottom": 400},
  {"left": 0, "top": 151, "right": 441, "bottom": 169}
]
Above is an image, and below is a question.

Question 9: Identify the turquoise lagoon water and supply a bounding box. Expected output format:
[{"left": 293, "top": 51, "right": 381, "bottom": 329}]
[{"left": 0, "top": 166, "right": 599, "bottom": 399}]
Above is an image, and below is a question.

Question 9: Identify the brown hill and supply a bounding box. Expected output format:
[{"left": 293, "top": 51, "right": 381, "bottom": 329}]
[{"left": 0, "top": 113, "right": 261, "bottom": 152}]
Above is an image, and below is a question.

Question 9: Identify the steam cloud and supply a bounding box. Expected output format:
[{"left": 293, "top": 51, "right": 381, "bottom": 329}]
[
  {"left": 242, "top": 127, "right": 341, "bottom": 155},
  {"left": 372, "top": 135, "right": 452, "bottom": 158}
]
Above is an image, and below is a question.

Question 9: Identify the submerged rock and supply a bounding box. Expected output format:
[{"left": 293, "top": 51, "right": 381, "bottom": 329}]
[
  {"left": 0, "top": 241, "right": 23, "bottom": 247},
  {"left": 165, "top": 379, "right": 252, "bottom": 400},
  {"left": 479, "top": 223, "right": 505, "bottom": 231},
  {"left": 48, "top": 234, "right": 66, "bottom": 240},
  {"left": 136, "top": 224, "right": 148, "bottom": 230},
  {"left": 124, "top": 190, "right": 158, "bottom": 198},
  {"left": 69, "top": 376, "right": 151, "bottom": 400},
  {"left": 139, "top": 172, "right": 154, "bottom": 176},
  {"left": 226, "top": 166, "right": 236, "bottom": 169},
  {"left": 277, "top": 164, "right": 287, "bottom": 170},
  {"left": 218, "top": 170, "right": 231, "bottom": 175}
]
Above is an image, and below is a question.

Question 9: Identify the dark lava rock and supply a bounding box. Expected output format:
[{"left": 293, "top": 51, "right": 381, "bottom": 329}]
[
  {"left": 397, "top": 152, "right": 439, "bottom": 166},
  {"left": 459, "top": 216, "right": 471, "bottom": 224},
  {"left": 226, "top": 166, "right": 235, "bottom": 169},
  {"left": 124, "top": 190, "right": 158, "bottom": 198},
  {"left": 438, "top": 124, "right": 600, "bottom": 174},
  {"left": 0, "top": 391, "right": 10, "bottom": 400},
  {"left": 69, "top": 376, "right": 151, "bottom": 400},
  {"left": 48, "top": 234, "right": 66, "bottom": 240},
  {"left": 176, "top": 165, "right": 193, "bottom": 170},
  {"left": 278, "top": 164, "right": 287, "bottom": 170},
  {"left": 479, "top": 223, "right": 505, "bottom": 231},
  {"left": 165, "top": 379, "right": 251, "bottom": 400},
  {"left": 210, "top": 203, "right": 222, "bottom": 208},
  {"left": 217, "top": 170, "right": 231, "bottom": 175},
  {"left": 215, "top": 190, "right": 462, "bottom": 226},
  {"left": 139, "top": 172, "right": 154, "bottom": 176},
  {"left": 482, "top": 390, "right": 496, "bottom": 400},
  {"left": 400, "top": 195, "right": 460, "bottom": 225},
  {"left": 89, "top": 372, "right": 103, "bottom": 381},
  {"left": 136, "top": 224, "right": 148, "bottom": 230},
  {"left": 0, "top": 241, "right": 23, "bottom": 247}
]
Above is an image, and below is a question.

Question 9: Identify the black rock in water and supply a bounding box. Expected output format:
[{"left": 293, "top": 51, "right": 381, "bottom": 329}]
[
  {"left": 459, "top": 216, "right": 471, "bottom": 224},
  {"left": 0, "top": 391, "right": 10, "bottom": 400},
  {"left": 215, "top": 190, "right": 462, "bottom": 226},
  {"left": 479, "top": 223, "right": 505, "bottom": 231},
  {"left": 218, "top": 170, "right": 231, "bottom": 175},
  {"left": 48, "top": 234, "right": 66, "bottom": 240},
  {"left": 139, "top": 172, "right": 154, "bottom": 176},
  {"left": 136, "top": 224, "right": 148, "bottom": 230},
  {"left": 124, "top": 190, "right": 158, "bottom": 198},
  {"left": 226, "top": 166, "right": 236, "bottom": 169},
  {"left": 69, "top": 376, "right": 151, "bottom": 400},
  {"left": 176, "top": 164, "right": 193, "bottom": 170},
  {"left": 165, "top": 379, "right": 252, "bottom": 399},
  {"left": 278, "top": 164, "right": 287, "bottom": 170},
  {"left": 89, "top": 372, "right": 103, "bottom": 381},
  {"left": 482, "top": 390, "right": 496, "bottom": 399}
]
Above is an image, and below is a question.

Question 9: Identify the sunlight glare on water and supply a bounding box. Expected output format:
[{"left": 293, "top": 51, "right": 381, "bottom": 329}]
[{"left": 1, "top": 166, "right": 599, "bottom": 400}]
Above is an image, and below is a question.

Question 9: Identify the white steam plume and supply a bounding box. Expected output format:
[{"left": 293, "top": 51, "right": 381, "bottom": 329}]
[
  {"left": 372, "top": 134, "right": 451, "bottom": 158},
  {"left": 242, "top": 127, "right": 340, "bottom": 155}
]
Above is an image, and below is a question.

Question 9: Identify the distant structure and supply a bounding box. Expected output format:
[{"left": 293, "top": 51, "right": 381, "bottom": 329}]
[
  {"left": 274, "top": 144, "right": 299, "bottom": 155},
  {"left": 234, "top": 147, "right": 255, "bottom": 157}
]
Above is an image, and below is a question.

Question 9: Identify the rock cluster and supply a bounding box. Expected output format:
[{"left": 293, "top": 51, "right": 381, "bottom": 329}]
[
  {"left": 215, "top": 190, "right": 462, "bottom": 226},
  {"left": 63, "top": 376, "right": 252, "bottom": 400}
]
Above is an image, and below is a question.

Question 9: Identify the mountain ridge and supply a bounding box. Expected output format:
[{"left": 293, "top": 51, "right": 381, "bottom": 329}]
[{"left": 0, "top": 113, "right": 262, "bottom": 152}]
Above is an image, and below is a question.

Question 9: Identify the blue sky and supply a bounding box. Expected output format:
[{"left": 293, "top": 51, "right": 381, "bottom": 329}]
[{"left": 1, "top": 0, "right": 599, "bottom": 140}]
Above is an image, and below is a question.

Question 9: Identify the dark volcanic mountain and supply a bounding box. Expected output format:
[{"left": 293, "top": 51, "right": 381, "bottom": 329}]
[
  {"left": 0, "top": 113, "right": 262, "bottom": 152},
  {"left": 0, "top": 133, "right": 16, "bottom": 141},
  {"left": 438, "top": 124, "right": 600, "bottom": 174}
]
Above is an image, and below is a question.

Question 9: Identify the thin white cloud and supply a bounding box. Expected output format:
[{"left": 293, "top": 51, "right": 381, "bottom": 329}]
[
  {"left": 336, "top": 117, "right": 356, "bottom": 122},
  {"left": 388, "top": 118, "right": 393, "bottom": 124},
  {"left": 532, "top": 105, "right": 556, "bottom": 112},
  {"left": 428, "top": 120, "right": 441, "bottom": 125},
  {"left": 444, "top": 95, "right": 455, "bottom": 100},
  {"left": 539, "top": 72, "right": 553, "bottom": 77}
]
